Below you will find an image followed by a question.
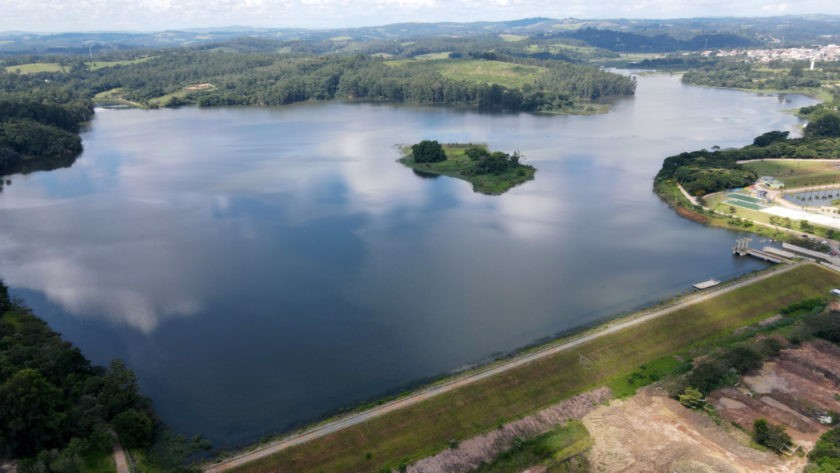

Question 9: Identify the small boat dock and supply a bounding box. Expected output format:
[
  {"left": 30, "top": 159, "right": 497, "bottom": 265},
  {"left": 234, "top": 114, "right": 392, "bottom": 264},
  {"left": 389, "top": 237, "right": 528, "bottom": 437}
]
[{"left": 693, "top": 279, "right": 720, "bottom": 290}]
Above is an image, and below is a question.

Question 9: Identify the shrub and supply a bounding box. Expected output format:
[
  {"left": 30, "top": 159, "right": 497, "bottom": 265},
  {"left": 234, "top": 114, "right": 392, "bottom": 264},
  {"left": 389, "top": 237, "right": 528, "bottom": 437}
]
[
  {"left": 112, "top": 409, "right": 153, "bottom": 449},
  {"left": 721, "top": 346, "right": 763, "bottom": 374},
  {"left": 753, "top": 418, "right": 792, "bottom": 453},
  {"left": 687, "top": 361, "right": 737, "bottom": 394},
  {"left": 678, "top": 386, "right": 704, "bottom": 409},
  {"left": 805, "top": 311, "right": 840, "bottom": 343}
]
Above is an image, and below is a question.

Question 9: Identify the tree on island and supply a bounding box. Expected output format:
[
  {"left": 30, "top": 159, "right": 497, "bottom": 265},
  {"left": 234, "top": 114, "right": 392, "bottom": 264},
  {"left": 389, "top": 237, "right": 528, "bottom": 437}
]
[
  {"left": 464, "top": 145, "right": 523, "bottom": 175},
  {"left": 411, "top": 140, "right": 446, "bottom": 163}
]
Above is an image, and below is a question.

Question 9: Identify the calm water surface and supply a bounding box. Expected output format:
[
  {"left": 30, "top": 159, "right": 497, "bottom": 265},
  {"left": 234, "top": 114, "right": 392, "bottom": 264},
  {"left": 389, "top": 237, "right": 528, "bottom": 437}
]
[{"left": 0, "top": 74, "right": 816, "bottom": 447}]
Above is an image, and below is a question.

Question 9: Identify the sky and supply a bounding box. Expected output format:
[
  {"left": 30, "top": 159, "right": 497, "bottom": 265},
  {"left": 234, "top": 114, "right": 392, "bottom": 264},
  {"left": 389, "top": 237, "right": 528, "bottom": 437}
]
[{"left": 2, "top": 0, "right": 840, "bottom": 33}]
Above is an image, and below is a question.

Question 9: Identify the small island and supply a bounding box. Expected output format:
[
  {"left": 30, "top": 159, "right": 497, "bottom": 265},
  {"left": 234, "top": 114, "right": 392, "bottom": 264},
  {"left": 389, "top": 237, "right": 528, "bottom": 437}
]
[{"left": 399, "top": 141, "right": 536, "bottom": 195}]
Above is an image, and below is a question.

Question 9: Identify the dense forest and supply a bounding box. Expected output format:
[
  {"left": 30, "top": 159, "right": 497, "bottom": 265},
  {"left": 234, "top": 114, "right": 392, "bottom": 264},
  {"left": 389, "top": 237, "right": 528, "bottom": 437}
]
[
  {"left": 0, "top": 91, "right": 92, "bottom": 177},
  {"left": 0, "top": 51, "right": 635, "bottom": 111},
  {"left": 0, "top": 280, "right": 207, "bottom": 472},
  {"left": 655, "top": 109, "right": 840, "bottom": 196}
]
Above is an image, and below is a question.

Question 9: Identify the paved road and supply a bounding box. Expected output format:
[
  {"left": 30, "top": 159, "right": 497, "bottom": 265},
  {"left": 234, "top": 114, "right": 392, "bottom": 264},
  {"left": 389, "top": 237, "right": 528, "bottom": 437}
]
[{"left": 203, "top": 261, "right": 806, "bottom": 473}]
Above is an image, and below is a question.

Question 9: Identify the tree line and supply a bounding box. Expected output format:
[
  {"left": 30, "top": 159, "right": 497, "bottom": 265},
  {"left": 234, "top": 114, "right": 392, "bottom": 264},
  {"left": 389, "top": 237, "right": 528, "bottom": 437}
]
[
  {"left": 106, "top": 53, "right": 635, "bottom": 111},
  {"left": 2, "top": 47, "right": 636, "bottom": 111},
  {"left": 682, "top": 60, "right": 840, "bottom": 91}
]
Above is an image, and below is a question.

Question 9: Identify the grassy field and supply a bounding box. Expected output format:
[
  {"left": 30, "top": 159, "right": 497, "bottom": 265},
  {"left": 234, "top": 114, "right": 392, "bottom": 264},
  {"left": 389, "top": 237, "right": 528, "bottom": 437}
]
[
  {"left": 410, "top": 52, "right": 452, "bottom": 60},
  {"left": 399, "top": 144, "right": 536, "bottom": 195},
  {"left": 499, "top": 34, "right": 528, "bottom": 42},
  {"left": 386, "top": 59, "right": 545, "bottom": 89},
  {"left": 5, "top": 62, "right": 66, "bottom": 74},
  {"left": 149, "top": 83, "right": 217, "bottom": 107},
  {"left": 93, "top": 88, "right": 146, "bottom": 108},
  {"left": 6, "top": 57, "right": 154, "bottom": 74},
  {"left": 743, "top": 159, "right": 840, "bottom": 189},
  {"left": 87, "top": 57, "right": 154, "bottom": 71},
  {"left": 607, "top": 355, "right": 685, "bottom": 398},
  {"left": 225, "top": 264, "right": 840, "bottom": 473}
]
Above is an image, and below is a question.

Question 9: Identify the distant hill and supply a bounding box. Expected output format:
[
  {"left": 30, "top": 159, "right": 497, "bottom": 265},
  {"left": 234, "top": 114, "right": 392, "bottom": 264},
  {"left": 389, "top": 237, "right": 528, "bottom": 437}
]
[
  {"left": 1, "top": 15, "right": 839, "bottom": 55},
  {"left": 558, "top": 28, "right": 755, "bottom": 52}
]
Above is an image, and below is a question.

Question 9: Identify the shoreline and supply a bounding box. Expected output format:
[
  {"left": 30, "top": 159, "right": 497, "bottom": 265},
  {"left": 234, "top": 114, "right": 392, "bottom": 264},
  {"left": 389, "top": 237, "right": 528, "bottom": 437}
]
[{"left": 203, "top": 260, "right": 806, "bottom": 473}]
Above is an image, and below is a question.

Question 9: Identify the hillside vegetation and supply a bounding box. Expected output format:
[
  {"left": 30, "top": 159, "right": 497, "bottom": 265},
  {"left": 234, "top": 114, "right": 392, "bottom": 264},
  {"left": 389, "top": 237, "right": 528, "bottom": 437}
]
[
  {"left": 0, "top": 52, "right": 634, "bottom": 112},
  {"left": 0, "top": 280, "right": 209, "bottom": 472},
  {"left": 655, "top": 109, "right": 840, "bottom": 197},
  {"left": 0, "top": 91, "right": 92, "bottom": 177},
  {"left": 0, "top": 280, "right": 152, "bottom": 470},
  {"left": 683, "top": 60, "right": 840, "bottom": 97}
]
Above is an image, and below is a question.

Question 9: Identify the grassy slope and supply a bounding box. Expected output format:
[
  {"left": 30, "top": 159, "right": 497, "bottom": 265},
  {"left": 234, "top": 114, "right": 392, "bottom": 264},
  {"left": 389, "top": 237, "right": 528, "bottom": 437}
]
[
  {"left": 87, "top": 57, "right": 154, "bottom": 71},
  {"left": 472, "top": 420, "right": 591, "bottom": 473},
  {"left": 399, "top": 144, "right": 536, "bottom": 195},
  {"left": 92, "top": 88, "right": 147, "bottom": 108},
  {"left": 499, "top": 34, "right": 528, "bottom": 42},
  {"left": 228, "top": 264, "right": 840, "bottom": 473},
  {"left": 743, "top": 159, "right": 840, "bottom": 189},
  {"left": 4, "top": 62, "right": 66, "bottom": 74},
  {"left": 385, "top": 59, "right": 545, "bottom": 89}
]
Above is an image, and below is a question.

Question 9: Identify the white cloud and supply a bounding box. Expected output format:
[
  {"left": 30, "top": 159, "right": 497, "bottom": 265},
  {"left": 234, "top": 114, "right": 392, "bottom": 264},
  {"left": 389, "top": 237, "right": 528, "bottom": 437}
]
[
  {"left": 2, "top": 0, "right": 840, "bottom": 32},
  {"left": 761, "top": 2, "right": 790, "bottom": 13}
]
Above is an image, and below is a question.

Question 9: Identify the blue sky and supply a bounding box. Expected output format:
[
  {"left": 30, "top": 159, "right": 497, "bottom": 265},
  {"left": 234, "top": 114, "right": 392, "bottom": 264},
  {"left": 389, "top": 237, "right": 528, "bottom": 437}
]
[{"left": 2, "top": 0, "right": 840, "bottom": 32}]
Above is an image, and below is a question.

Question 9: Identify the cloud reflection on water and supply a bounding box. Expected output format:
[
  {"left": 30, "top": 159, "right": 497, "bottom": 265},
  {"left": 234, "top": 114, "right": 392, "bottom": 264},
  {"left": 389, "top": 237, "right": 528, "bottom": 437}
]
[{"left": 0, "top": 90, "right": 815, "bottom": 333}]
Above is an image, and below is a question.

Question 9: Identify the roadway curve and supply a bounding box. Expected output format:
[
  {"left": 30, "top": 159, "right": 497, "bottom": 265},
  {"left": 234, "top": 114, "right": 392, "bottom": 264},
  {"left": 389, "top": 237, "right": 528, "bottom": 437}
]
[{"left": 204, "top": 261, "right": 807, "bottom": 473}]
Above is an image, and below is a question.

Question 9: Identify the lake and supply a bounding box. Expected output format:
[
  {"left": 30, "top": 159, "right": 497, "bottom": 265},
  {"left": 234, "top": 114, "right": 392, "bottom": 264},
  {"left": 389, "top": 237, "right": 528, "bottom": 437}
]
[{"left": 0, "top": 74, "right": 816, "bottom": 448}]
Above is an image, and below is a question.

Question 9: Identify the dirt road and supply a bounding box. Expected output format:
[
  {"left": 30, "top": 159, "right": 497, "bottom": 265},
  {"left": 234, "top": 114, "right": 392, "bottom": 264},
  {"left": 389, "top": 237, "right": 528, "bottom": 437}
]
[
  {"left": 203, "top": 262, "right": 807, "bottom": 473},
  {"left": 113, "top": 442, "right": 131, "bottom": 473}
]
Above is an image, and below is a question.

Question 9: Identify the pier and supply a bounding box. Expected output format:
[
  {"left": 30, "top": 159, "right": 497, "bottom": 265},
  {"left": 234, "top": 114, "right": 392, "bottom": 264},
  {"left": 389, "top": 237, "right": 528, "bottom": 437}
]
[{"left": 732, "top": 238, "right": 784, "bottom": 264}]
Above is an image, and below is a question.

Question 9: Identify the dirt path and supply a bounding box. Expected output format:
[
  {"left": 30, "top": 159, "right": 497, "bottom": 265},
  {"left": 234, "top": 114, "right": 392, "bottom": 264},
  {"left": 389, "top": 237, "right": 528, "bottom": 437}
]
[
  {"left": 677, "top": 182, "right": 699, "bottom": 206},
  {"left": 113, "top": 441, "right": 131, "bottom": 473},
  {"left": 737, "top": 158, "right": 840, "bottom": 164},
  {"left": 203, "top": 262, "right": 806, "bottom": 473}
]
